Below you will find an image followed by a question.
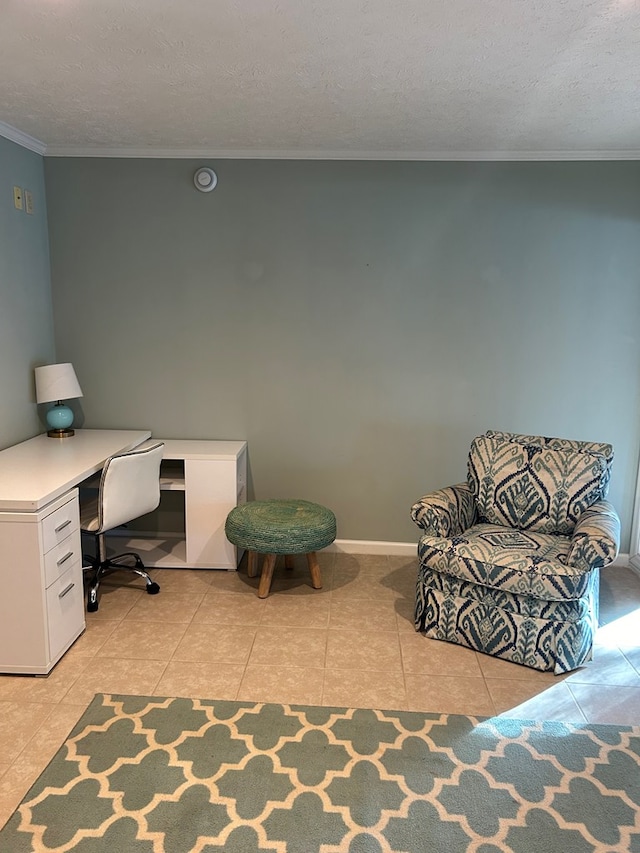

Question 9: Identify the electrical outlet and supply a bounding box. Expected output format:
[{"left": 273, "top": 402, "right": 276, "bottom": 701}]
[
  {"left": 25, "top": 190, "right": 34, "bottom": 215},
  {"left": 13, "top": 186, "right": 23, "bottom": 210}
]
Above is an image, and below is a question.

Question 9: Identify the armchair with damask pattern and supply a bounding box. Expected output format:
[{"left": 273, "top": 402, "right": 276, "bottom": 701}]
[{"left": 410, "top": 431, "right": 620, "bottom": 673}]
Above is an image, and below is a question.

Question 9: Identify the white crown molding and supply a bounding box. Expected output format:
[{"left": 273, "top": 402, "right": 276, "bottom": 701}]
[
  {"left": 0, "top": 121, "right": 46, "bottom": 155},
  {"left": 43, "top": 146, "right": 640, "bottom": 161},
  {"left": 2, "top": 121, "right": 639, "bottom": 162}
]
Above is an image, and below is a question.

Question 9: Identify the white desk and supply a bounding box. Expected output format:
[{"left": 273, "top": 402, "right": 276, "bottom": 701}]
[
  {"left": 0, "top": 429, "right": 150, "bottom": 674},
  {"left": 0, "top": 430, "right": 247, "bottom": 674},
  {"left": 0, "top": 429, "right": 152, "bottom": 511}
]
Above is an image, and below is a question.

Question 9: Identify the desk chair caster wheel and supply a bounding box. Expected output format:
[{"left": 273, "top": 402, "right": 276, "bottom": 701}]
[
  {"left": 87, "top": 588, "right": 99, "bottom": 613},
  {"left": 146, "top": 581, "right": 160, "bottom": 595}
]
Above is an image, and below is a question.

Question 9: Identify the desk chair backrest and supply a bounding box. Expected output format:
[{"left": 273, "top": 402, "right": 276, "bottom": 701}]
[{"left": 96, "top": 442, "right": 164, "bottom": 534}]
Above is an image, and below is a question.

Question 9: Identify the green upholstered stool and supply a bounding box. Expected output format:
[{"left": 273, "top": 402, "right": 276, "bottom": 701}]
[{"left": 225, "top": 499, "right": 337, "bottom": 598}]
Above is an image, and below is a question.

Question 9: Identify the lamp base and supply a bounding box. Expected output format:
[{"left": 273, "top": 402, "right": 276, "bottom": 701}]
[
  {"left": 45, "top": 402, "right": 75, "bottom": 436},
  {"left": 47, "top": 428, "right": 75, "bottom": 438}
]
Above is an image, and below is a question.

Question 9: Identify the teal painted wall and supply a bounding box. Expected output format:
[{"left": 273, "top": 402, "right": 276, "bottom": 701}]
[
  {"left": 0, "top": 137, "right": 54, "bottom": 449},
  {"left": 44, "top": 159, "right": 640, "bottom": 547}
]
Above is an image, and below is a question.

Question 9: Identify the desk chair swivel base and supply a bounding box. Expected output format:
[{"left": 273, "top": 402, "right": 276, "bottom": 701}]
[{"left": 84, "top": 535, "right": 160, "bottom": 613}]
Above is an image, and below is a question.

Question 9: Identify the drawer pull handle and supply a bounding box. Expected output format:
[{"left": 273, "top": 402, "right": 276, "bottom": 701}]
[
  {"left": 54, "top": 519, "right": 72, "bottom": 534},
  {"left": 56, "top": 551, "right": 74, "bottom": 566},
  {"left": 59, "top": 582, "right": 75, "bottom": 599}
]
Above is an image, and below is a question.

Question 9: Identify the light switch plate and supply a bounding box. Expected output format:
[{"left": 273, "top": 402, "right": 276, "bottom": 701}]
[{"left": 13, "top": 186, "right": 23, "bottom": 210}]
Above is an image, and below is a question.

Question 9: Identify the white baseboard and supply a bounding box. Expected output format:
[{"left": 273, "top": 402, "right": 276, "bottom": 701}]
[
  {"left": 325, "top": 543, "right": 637, "bottom": 571},
  {"left": 627, "top": 554, "right": 640, "bottom": 577},
  {"left": 110, "top": 527, "right": 637, "bottom": 569},
  {"left": 326, "top": 539, "right": 418, "bottom": 556}
]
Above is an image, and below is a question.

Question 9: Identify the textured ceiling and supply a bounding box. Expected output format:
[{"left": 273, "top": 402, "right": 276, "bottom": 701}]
[{"left": 1, "top": 0, "right": 640, "bottom": 158}]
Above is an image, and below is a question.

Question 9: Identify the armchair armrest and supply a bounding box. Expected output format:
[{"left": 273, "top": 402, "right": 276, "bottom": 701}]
[
  {"left": 566, "top": 500, "right": 620, "bottom": 572},
  {"left": 411, "top": 483, "right": 477, "bottom": 537}
]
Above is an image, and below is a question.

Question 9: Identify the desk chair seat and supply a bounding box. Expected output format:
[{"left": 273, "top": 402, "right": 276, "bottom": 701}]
[{"left": 80, "top": 442, "right": 164, "bottom": 612}]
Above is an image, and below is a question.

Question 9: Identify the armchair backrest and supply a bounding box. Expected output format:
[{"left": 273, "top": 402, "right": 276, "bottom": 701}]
[{"left": 467, "top": 430, "right": 613, "bottom": 535}]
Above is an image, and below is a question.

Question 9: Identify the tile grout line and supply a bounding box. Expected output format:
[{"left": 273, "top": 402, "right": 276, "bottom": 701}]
[
  {"left": 397, "top": 609, "right": 411, "bottom": 712},
  {"left": 476, "top": 652, "right": 499, "bottom": 717},
  {"left": 233, "top": 596, "right": 263, "bottom": 702}
]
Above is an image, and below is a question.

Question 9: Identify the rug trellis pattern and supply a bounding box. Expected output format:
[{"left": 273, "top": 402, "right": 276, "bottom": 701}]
[{"left": 1, "top": 693, "right": 639, "bottom": 852}]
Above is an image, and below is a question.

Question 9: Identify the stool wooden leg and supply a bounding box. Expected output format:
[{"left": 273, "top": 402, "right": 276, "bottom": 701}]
[
  {"left": 306, "top": 552, "right": 322, "bottom": 590},
  {"left": 285, "top": 555, "right": 294, "bottom": 570},
  {"left": 247, "top": 551, "right": 259, "bottom": 578},
  {"left": 258, "top": 554, "right": 277, "bottom": 598}
]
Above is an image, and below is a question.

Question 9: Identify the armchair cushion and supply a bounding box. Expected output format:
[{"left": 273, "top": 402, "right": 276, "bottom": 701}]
[
  {"left": 467, "top": 432, "right": 612, "bottom": 535},
  {"left": 417, "top": 522, "right": 590, "bottom": 601}
]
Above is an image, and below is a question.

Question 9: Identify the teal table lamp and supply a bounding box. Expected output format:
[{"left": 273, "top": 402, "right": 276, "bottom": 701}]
[{"left": 34, "top": 363, "right": 83, "bottom": 438}]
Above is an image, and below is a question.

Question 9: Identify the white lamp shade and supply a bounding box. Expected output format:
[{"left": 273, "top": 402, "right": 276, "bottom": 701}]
[{"left": 35, "top": 363, "right": 83, "bottom": 404}]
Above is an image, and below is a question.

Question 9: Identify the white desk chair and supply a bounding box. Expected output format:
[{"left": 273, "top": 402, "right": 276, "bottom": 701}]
[{"left": 80, "top": 442, "right": 164, "bottom": 612}]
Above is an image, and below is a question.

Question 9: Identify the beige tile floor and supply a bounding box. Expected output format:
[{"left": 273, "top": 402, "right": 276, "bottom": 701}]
[{"left": 1, "top": 552, "right": 639, "bottom": 829}]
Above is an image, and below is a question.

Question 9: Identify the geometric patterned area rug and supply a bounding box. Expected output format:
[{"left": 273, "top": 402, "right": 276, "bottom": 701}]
[{"left": 1, "top": 694, "right": 638, "bottom": 853}]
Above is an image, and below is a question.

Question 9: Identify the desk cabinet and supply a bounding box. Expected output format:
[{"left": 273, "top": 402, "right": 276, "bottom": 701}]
[
  {"left": 0, "top": 429, "right": 151, "bottom": 675},
  {"left": 0, "top": 490, "right": 85, "bottom": 674},
  {"left": 111, "top": 440, "right": 247, "bottom": 570}
]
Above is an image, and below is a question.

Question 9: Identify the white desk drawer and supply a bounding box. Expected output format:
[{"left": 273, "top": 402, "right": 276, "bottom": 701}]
[
  {"left": 46, "top": 562, "right": 84, "bottom": 662},
  {"left": 44, "top": 532, "right": 82, "bottom": 589},
  {"left": 42, "top": 495, "right": 79, "bottom": 554}
]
